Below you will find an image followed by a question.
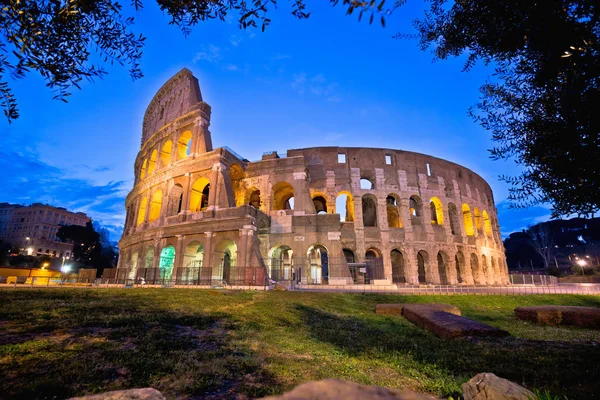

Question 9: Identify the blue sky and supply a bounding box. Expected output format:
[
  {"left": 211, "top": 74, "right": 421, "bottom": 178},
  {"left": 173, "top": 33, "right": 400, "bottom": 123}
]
[{"left": 0, "top": 1, "right": 551, "bottom": 241}]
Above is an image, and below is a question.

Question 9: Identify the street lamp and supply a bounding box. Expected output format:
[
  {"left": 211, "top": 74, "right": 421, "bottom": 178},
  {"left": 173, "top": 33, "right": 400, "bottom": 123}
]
[
  {"left": 576, "top": 259, "right": 587, "bottom": 275},
  {"left": 41, "top": 262, "right": 49, "bottom": 270}
]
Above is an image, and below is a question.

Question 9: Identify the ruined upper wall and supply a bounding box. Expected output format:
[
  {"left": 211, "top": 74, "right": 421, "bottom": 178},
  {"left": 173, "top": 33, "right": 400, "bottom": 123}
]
[{"left": 141, "top": 68, "right": 205, "bottom": 146}]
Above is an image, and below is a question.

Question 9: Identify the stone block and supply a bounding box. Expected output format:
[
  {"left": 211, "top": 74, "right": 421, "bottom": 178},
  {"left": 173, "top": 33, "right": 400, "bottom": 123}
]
[
  {"left": 68, "top": 388, "right": 165, "bottom": 400},
  {"left": 514, "top": 306, "right": 600, "bottom": 329},
  {"left": 463, "top": 373, "right": 534, "bottom": 400},
  {"left": 403, "top": 305, "right": 509, "bottom": 339},
  {"left": 375, "top": 303, "right": 461, "bottom": 317},
  {"left": 376, "top": 304, "right": 404, "bottom": 315},
  {"left": 260, "top": 379, "right": 440, "bottom": 400}
]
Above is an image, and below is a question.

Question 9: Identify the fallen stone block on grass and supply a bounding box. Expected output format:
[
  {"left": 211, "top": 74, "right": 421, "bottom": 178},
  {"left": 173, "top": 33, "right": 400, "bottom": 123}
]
[
  {"left": 514, "top": 305, "right": 600, "bottom": 329},
  {"left": 68, "top": 388, "right": 165, "bottom": 400},
  {"left": 463, "top": 373, "right": 534, "bottom": 400},
  {"left": 261, "top": 379, "right": 440, "bottom": 399},
  {"left": 375, "top": 303, "right": 461, "bottom": 316},
  {"left": 403, "top": 305, "right": 509, "bottom": 339}
]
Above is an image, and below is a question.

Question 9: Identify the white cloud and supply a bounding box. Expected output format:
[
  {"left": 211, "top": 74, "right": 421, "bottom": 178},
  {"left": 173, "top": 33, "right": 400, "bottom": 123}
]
[
  {"left": 291, "top": 73, "right": 341, "bottom": 102},
  {"left": 273, "top": 53, "right": 291, "bottom": 60},
  {"left": 224, "top": 64, "right": 239, "bottom": 71},
  {"left": 229, "top": 35, "right": 241, "bottom": 47},
  {"left": 192, "top": 45, "right": 222, "bottom": 64}
]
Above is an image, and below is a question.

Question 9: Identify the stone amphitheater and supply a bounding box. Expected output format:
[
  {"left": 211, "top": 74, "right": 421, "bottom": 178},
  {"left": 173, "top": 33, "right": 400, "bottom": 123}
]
[{"left": 117, "top": 68, "right": 509, "bottom": 286}]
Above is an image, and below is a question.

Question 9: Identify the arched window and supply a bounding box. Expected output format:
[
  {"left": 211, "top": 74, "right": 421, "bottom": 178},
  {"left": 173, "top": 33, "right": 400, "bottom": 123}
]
[
  {"left": 268, "top": 245, "right": 293, "bottom": 280},
  {"left": 166, "top": 184, "right": 184, "bottom": 217},
  {"left": 147, "top": 149, "right": 157, "bottom": 175},
  {"left": 214, "top": 240, "right": 237, "bottom": 283},
  {"left": 391, "top": 249, "right": 405, "bottom": 283},
  {"left": 483, "top": 210, "right": 492, "bottom": 237},
  {"left": 160, "top": 140, "right": 172, "bottom": 168},
  {"left": 184, "top": 242, "right": 204, "bottom": 269},
  {"left": 409, "top": 195, "right": 423, "bottom": 217},
  {"left": 140, "top": 159, "right": 147, "bottom": 180},
  {"left": 148, "top": 190, "right": 163, "bottom": 221},
  {"left": 312, "top": 196, "right": 327, "bottom": 214},
  {"left": 362, "top": 195, "right": 377, "bottom": 227},
  {"left": 248, "top": 188, "right": 261, "bottom": 209},
  {"left": 437, "top": 251, "right": 448, "bottom": 285},
  {"left": 474, "top": 208, "right": 482, "bottom": 231},
  {"left": 360, "top": 178, "right": 374, "bottom": 190},
  {"left": 272, "top": 182, "right": 295, "bottom": 210},
  {"left": 462, "top": 204, "right": 475, "bottom": 236},
  {"left": 177, "top": 131, "right": 193, "bottom": 160},
  {"left": 136, "top": 197, "right": 148, "bottom": 226},
  {"left": 343, "top": 249, "right": 355, "bottom": 263},
  {"left": 448, "top": 203, "right": 460, "bottom": 235},
  {"left": 417, "top": 250, "right": 428, "bottom": 284},
  {"left": 429, "top": 197, "right": 444, "bottom": 225},
  {"left": 307, "top": 244, "right": 328, "bottom": 284},
  {"left": 144, "top": 247, "right": 154, "bottom": 269},
  {"left": 336, "top": 192, "right": 354, "bottom": 222},
  {"left": 190, "top": 177, "right": 210, "bottom": 212},
  {"left": 386, "top": 194, "right": 403, "bottom": 228}
]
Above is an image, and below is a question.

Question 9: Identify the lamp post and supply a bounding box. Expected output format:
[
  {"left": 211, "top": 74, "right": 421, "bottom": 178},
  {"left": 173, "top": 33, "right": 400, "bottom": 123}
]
[{"left": 576, "top": 259, "right": 587, "bottom": 275}]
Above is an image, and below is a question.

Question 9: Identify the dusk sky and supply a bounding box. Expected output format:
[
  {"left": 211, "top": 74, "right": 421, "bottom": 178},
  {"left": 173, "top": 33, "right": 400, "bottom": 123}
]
[{"left": 0, "top": 1, "right": 551, "bottom": 241}]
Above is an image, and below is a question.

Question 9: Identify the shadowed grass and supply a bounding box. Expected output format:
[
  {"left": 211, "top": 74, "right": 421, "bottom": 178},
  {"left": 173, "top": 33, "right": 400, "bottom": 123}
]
[{"left": 0, "top": 289, "right": 598, "bottom": 399}]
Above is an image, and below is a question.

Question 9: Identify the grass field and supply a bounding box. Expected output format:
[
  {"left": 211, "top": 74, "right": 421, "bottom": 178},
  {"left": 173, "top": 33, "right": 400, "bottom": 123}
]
[{"left": 1, "top": 289, "right": 599, "bottom": 399}]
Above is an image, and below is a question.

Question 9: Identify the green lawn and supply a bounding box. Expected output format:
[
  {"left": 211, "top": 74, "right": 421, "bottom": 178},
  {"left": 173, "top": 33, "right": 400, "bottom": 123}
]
[{"left": 0, "top": 289, "right": 599, "bottom": 399}]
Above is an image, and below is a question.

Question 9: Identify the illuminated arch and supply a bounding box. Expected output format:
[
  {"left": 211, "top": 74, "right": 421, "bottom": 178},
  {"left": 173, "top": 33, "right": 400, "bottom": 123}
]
[
  {"left": 140, "top": 159, "right": 147, "bottom": 180},
  {"left": 336, "top": 191, "right": 354, "bottom": 222},
  {"left": 190, "top": 177, "right": 210, "bottom": 212},
  {"left": 246, "top": 187, "right": 261, "bottom": 209},
  {"left": 166, "top": 184, "right": 184, "bottom": 217},
  {"left": 272, "top": 182, "right": 295, "bottom": 210},
  {"left": 177, "top": 130, "right": 193, "bottom": 160},
  {"left": 462, "top": 204, "right": 475, "bottom": 236},
  {"left": 386, "top": 194, "right": 403, "bottom": 228},
  {"left": 159, "top": 246, "right": 175, "bottom": 280},
  {"left": 128, "top": 252, "right": 139, "bottom": 280},
  {"left": 307, "top": 244, "right": 328, "bottom": 284},
  {"left": 160, "top": 140, "right": 172, "bottom": 168},
  {"left": 429, "top": 197, "right": 444, "bottom": 225},
  {"left": 136, "top": 197, "right": 148, "bottom": 226},
  {"left": 147, "top": 149, "right": 157, "bottom": 175},
  {"left": 474, "top": 207, "right": 482, "bottom": 231},
  {"left": 214, "top": 239, "right": 237, "bottom": 283},
  {"left": 483, "top": 210, "right": 492, "bottom": 237},
  {"left": 409, "top": 195, "right": 423, "bottom": 218},
  {"left": 268, "top": 245, "right": 293, "bottom": 280},
  {"left": 148, "top": 190, "right": 163, "bottom": 221},
  {"left": 312, "top": 195, "right": 327, "bottom": 214},
  {"left": 184, "top": 241, "right": 204, "bottom": 268}
]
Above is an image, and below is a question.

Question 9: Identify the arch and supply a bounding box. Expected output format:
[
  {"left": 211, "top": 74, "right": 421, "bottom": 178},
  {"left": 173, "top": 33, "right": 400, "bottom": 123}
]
[
  {"left": 462, "top": 204, "right": 475, "bottom": 236},
  {"left": 391, "top": 249, "right": 406, "bottom": 284},
  {"left": 481, "top": 254, "right": 489, "bottom": 284},
  {"left": 437, "top": 251, "right": 449, "bottom": 285},
  {"left": 483, "top": 210, "right": 492, "bottom": 237},
  {"left": 417, "top": 250, "right": 429, "bottom": 284},
  {"left": 360, "top": 178, "right": 374, "bottom": 190},
  {"left": 136, "top": 197, "right": 148, "bottom": 226},
  {"left": 128, "top": 252, "right": 139, "bottom": 280},
  {"left": 272, "top": 182, "right": 295, "bottom": 210},
  {"left": 474, "top": 208, "right": 482, "bottom": 231},
  {"left": 268, "top": 245, "right": 293, "bottom": 280},
  {"left": 148, "top": 190, "right": 163, "bottom": 221},
  {"left": 343, "top": 249, "right": 355, "bottom": 263},
  {"left": 214, "top": 239, "right": 237, "bottom": 283},
  {"left": 183, "top": 241, "right": 204, "bottom": 268},
  {"left": 365, "top": 248, "right": 381, "bottom": 259},
  {"left": 470, "top": 253, "right": 483, "bottom": 284},
  {"left": 148, "top": 149, "right": 157, "bottom": 175},
  {"left": 166, "top": 184, "right": 184, "bottom": 217},
  {"left": 177, "top": 130, "right": 193, "bottom": 159},
  {"left": 247, "top": 187, "right": 261, "bottom": 209},
  {"left": 454, "top": 252, "right": 465, "bottom": 284},
  {"left": 362, "top": 194, "right": 378, "bottom": 227},
  {"left": 336, "top": 191, "right": 354, "bottom": 222},
  {"left": 307, "top": 244, "right": 328, "bottom": 284},
  {"left": 230, "top": 163, "right": 245, "bottom": 180},
  {"left": 140, "top": 159, "right": 147, "bottom": 180},
  {"left": 159, "top": 246, "right": 175, "bottom": 280},
  {"left": 409, "top": 195, "right": 423, "bottom": 218},
  {"left": 190, "top": 177, "right": 210, "bottom": 212},
  {"left": 312, "top": 195, "right": 327, "bottom": 214},
  {"left": 448, "top": 203, "right": 460, "bottom": 235},
  {"left": 144, "top": 247, "right": 154, "bottom": 269},
  {"left": 160, "top": 140, "right": 172, "bottom": 168},
  {"left": 429, "top": 197, "right": 444, "bottom": 225},
  {"left": 386, "top": 194, "right": 403, "bottom": 228}
]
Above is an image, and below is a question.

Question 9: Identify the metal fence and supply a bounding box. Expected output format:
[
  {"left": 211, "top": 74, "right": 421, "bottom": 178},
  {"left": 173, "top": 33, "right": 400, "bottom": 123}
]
[
  {"left": 509, "top": 274, "right": 558, "bottom": 285},
  {"left": 112, "top": 265, "right": 267, "bottom": 286}
]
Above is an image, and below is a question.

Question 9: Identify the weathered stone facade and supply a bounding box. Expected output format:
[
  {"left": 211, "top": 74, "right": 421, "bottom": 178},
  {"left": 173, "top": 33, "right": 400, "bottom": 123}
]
[{"left": 117, "top": 68, "right": 509, "bottom": 286}]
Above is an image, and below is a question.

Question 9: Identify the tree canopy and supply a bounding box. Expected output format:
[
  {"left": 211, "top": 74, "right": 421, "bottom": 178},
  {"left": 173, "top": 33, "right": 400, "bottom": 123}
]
[{"left": 56, "top": 221, "right": 116, "bottom": 270}]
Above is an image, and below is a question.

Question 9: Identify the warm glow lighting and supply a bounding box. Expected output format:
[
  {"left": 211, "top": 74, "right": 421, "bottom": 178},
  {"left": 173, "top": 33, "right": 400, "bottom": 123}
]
[
  {"left": 577, "top": 259, "right": 587, "bottom": 267},
  {"left": 61, "top": 265, "right": 71, "bottom": 273}
]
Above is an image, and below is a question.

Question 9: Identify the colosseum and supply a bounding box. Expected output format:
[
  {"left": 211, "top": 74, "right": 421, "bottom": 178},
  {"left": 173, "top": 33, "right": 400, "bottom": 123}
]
[{"left": 117, "top": 68, "right": 509, "bottom": 287}]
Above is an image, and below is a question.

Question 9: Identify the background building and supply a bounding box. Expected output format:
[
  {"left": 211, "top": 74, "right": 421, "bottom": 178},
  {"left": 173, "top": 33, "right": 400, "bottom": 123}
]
[
  {"left": 0, "top": 202, "right": 22, "bottom": 239},
  {"left": 3, "top": 203, "right": 90, "bottom": 258},
  {"left": 118, "top": 69, "right": 508, "bottom": 286}
]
